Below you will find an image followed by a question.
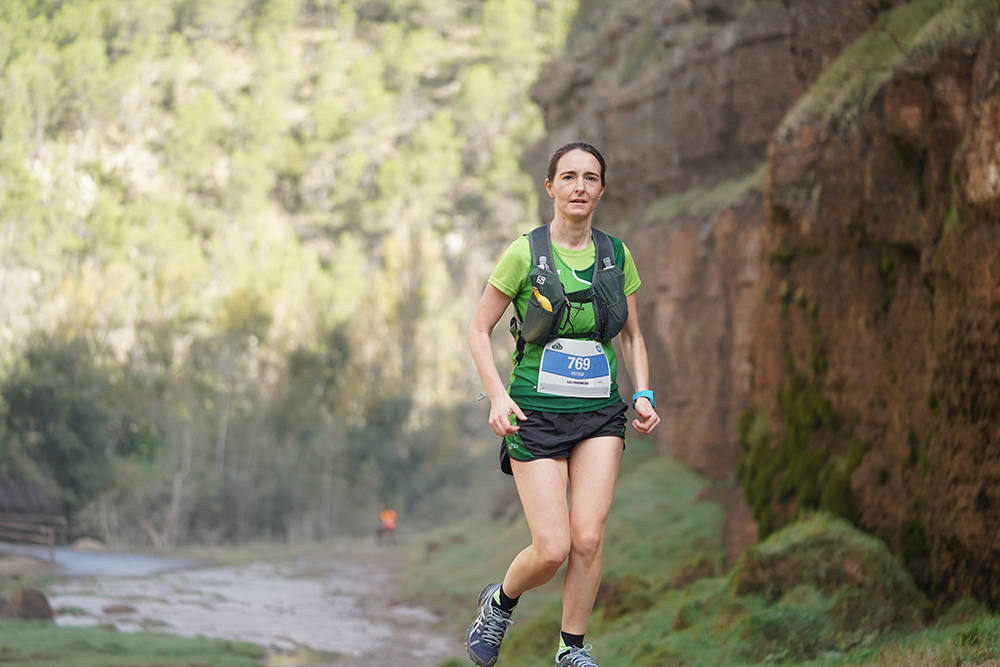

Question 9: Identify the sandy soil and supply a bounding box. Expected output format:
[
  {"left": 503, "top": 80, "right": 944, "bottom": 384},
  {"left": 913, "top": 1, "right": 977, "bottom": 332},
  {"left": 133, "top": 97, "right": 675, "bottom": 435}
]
[
  {"left": 41, "top": 544, "right": 464, "bottom": 666},
  {"left": 0, "top": 552, "right": 55, "bottom": 576}
]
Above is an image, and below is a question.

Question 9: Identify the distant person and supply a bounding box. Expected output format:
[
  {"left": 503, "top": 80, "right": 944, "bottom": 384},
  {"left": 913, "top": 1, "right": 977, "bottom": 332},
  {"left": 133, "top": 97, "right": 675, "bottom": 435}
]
[
  {"left": 376, "top": 508, "right": 397, "bottom": 545},
  {"left": 465, "top": 142, "right": 660, "bottom": 666}
]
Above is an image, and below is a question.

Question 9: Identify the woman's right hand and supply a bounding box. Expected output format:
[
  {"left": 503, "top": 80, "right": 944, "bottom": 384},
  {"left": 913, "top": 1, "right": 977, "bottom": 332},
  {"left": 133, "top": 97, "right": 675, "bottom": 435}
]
[{"left": 489, "top": 394, "right": 527, "bottom": 436}]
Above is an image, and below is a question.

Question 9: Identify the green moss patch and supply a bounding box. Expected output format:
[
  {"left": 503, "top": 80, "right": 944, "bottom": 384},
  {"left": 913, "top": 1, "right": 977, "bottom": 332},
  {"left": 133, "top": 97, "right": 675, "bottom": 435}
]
[
  {"left": 645, "top": 162, "right": 768, "bottom": 223},
  {"left": 618, "top": 19, "right": 659, "bottom": 84},
  {"left": 732, "top": 514, "right": 928, "bottom": 634},
  {"left": 782, "top": 0, "right": 1000, "bottom": 131},
  {"left": 898, "top": 517, "right": 932, "bottom": 573},
  {"left": 739, "top": 373, "right": 862, "bottom": 539}
]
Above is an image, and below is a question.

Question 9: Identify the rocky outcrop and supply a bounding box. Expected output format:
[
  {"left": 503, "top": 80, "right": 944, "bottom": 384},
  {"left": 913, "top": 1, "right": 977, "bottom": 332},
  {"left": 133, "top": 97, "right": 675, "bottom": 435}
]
[
  {"left": 529, "top": 0, "right": 903, "bottom": 563},
  {"left": 9, "top": 587, "right": 53, "bottom": 620},
  {"left": 750, "top": 29, "right": 1000, "bottom": 606}
]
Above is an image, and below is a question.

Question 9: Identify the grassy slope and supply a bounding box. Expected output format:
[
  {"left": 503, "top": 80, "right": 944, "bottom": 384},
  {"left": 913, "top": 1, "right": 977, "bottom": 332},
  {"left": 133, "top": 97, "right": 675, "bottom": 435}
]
[
  {"left": 408, "top": 447, "right": 1000, "bottom": 666},
  {"left": 0, "top": 618, "right": 262, "bottom": 666}
]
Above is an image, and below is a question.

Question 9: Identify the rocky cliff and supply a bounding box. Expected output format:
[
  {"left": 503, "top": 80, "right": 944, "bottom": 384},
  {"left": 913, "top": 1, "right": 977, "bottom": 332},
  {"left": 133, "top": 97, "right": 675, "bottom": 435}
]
[
  {"left": 530, "top": 0, "right": 1000, "bottom": 605},
  {"left": 751, "top": 9, "right": 1000, "bottom": 606}
]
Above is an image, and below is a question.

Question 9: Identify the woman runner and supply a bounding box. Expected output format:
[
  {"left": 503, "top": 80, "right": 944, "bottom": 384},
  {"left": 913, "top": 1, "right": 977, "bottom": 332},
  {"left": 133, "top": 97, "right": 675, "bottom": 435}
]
[{"left": 465, "top": 142, "right": 660, "bottom": 666}]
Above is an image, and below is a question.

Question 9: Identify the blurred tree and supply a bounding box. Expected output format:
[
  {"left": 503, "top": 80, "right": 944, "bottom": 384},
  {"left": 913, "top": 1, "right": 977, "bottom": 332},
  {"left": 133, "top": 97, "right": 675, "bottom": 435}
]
[{"left": 0, "top": 335, "right": 116, "bottom": 514}]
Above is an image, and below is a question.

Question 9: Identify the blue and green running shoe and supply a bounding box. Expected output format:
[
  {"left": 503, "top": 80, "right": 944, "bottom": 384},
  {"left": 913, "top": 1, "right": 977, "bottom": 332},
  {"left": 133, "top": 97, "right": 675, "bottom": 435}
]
[
  {"left": 465, "top": 583, "right": 513, "bottom": 666},
  {"left": 555, "top": 644, "right": 599, "bottom": 667}
]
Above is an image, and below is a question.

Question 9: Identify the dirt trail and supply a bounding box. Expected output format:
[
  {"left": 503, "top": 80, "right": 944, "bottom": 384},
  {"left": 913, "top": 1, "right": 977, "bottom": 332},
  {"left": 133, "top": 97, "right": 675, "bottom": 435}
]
[{"left": 45, "top": 544, "right": 465, "bottom": 666}]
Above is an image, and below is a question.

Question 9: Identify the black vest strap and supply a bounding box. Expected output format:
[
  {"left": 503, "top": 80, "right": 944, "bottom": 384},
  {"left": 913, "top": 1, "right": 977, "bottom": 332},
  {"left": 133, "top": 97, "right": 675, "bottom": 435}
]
[
  {"left": 528, "top": 225, "right": 615, "bottom": 276},
  {"left": 512, "top": 224, "right": 623, "bottom": 363},
  {"left": 527, "top": 224, "right": 554, "bottom": 272}
]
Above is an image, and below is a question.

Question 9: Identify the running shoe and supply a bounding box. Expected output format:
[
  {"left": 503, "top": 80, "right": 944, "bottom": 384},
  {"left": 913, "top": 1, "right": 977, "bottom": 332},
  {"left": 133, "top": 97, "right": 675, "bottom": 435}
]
[
  {"left": 555, "top": 644, "right": 599, "bottom": 667},
  {"left": 465, "top": 583, "right": 513, "bottom": 666}
]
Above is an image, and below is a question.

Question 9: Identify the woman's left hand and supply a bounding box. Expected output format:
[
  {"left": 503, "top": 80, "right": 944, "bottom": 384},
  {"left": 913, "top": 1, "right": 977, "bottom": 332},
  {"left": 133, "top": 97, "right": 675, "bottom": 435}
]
[{"left": 631, "top": 397, "right": 660, "bottom": 434}]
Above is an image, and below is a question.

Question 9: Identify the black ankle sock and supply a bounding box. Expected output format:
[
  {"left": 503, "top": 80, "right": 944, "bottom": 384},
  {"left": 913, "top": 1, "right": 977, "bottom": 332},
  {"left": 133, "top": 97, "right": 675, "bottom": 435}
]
[
  {"left": 560, "top": 631, "right": 585, "bottom": 650},
  {"left": 493, "top": 585, "right": 519, "bottom": 613}
]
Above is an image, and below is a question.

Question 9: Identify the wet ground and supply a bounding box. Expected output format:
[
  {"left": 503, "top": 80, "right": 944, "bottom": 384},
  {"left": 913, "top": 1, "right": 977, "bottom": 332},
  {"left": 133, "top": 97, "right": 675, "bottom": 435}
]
[{"left": 30, "top": 545, "right": 464, "bottom": 666}]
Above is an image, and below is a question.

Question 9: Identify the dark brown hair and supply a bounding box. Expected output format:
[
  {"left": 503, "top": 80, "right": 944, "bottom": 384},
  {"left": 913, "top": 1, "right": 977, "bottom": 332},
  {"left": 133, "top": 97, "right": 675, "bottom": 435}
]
[{"left": 546, "top": 142, "right": 606, "bottom": 185}]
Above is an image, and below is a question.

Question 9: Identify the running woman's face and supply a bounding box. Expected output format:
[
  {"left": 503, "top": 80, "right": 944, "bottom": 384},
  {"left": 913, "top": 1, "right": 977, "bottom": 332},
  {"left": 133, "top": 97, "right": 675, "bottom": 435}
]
[{"left": 545, "top": 149, "right": 605, "bottom": 222}]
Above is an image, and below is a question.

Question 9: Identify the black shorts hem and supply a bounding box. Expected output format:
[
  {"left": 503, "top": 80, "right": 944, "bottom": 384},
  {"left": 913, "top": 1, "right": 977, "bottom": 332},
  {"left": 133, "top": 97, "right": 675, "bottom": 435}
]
[{"left": 499, "top": 401, "right": 628, "bottom": 475}]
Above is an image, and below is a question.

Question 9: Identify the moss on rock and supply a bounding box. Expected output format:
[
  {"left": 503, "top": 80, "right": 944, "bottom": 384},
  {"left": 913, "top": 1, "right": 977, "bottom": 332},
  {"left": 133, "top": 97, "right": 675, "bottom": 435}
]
[
  {"left": 739, "top": 373, "right": 863, "bottom": 539},
  {"left": 781, "top": 0, "right": 1000, "bottom": 131},
  {"left": 732, "top": 514, "right": 929, "bottom": 645}
]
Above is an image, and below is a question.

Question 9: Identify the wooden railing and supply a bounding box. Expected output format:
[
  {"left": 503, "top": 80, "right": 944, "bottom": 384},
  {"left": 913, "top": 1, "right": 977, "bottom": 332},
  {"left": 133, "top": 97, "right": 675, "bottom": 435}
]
[{"left": 0, "top": 513, "right": 66, "bottom": 562}]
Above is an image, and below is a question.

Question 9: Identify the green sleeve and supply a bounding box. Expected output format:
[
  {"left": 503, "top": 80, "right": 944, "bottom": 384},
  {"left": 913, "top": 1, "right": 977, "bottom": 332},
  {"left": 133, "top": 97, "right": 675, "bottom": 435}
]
[
  {"left": 622, "top": 242, "right": 642, "bottom": 296},
  {"left": 487, "top": 235, "right": 530, "bottom": 298}
]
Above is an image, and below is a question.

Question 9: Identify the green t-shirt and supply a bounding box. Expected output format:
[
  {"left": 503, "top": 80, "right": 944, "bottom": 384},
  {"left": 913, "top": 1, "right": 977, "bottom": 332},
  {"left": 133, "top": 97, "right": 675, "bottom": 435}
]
[{"left": 488, "top": 232, "right": 641, "bottom": 413}]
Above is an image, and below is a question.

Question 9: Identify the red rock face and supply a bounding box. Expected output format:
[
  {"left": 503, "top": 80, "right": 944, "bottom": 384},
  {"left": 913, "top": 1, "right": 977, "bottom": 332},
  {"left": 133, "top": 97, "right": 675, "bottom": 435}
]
[{"left": 754, "top": 39, "right": 1000, "bottom": 604}]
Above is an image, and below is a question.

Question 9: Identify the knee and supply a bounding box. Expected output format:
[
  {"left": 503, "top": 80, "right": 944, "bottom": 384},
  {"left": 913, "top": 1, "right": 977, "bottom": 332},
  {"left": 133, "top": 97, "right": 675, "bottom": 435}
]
[
  {"left": 571, "top": 526, "right": 605, "bottom": 561},
  {"left": 534, "top": 538, "right": 570, "bottom": 570}
]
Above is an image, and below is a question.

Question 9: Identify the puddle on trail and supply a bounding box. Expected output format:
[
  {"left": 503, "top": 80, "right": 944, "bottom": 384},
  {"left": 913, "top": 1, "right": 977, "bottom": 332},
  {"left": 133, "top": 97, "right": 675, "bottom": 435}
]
[{"left": 48, "top": 553, "right": 463, "bottom": 666}]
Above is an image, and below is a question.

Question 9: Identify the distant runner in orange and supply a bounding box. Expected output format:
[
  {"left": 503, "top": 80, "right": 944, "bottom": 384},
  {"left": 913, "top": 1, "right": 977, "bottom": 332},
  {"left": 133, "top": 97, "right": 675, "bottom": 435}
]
[{"left": 376, "top": 508, "right": 397, "bottom": 544}]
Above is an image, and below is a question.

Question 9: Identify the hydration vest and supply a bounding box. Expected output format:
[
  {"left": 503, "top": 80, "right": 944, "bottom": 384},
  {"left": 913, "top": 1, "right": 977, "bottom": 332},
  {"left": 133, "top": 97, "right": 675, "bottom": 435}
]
[{"left": 509, "top": 224, "right": 629, "bottom": 363}]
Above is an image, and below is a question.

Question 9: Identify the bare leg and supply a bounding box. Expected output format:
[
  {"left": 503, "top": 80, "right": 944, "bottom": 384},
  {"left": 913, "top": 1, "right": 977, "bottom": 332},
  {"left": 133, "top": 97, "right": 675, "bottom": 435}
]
[
  {"left": 503, "top": 457, "right": 571, "bottom": 598},
  {"left": 561, "top": 436, "right": 623, "bottom": 634}
]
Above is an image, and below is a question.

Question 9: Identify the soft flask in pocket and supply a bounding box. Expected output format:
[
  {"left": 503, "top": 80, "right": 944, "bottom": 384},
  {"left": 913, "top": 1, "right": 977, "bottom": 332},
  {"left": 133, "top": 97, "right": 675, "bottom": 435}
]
[{"left": 519, "top": 264, "right": 565, "bottom": 344}]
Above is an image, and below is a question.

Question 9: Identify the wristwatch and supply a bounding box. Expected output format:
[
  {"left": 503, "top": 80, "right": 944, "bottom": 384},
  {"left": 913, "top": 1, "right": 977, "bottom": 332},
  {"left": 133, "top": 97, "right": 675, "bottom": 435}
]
[{"left": 631, "top": 390, "right": 655, "bottom": 409}]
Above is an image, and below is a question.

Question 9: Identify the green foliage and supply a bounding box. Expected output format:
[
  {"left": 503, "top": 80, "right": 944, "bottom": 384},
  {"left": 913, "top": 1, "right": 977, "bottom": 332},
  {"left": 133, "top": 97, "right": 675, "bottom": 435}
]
[
  {"left": 0, "top": 0, "right": 579, "bottom": 546},
  {"left": 0, "top": 335, "right": 118, "bottom": 513}
]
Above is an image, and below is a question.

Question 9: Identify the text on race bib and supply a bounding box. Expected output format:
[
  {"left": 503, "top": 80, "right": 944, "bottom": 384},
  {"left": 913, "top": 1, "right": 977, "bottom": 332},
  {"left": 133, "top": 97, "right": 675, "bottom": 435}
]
[{"left": 537, "top": 338, "right": 611, "bottom": 398}]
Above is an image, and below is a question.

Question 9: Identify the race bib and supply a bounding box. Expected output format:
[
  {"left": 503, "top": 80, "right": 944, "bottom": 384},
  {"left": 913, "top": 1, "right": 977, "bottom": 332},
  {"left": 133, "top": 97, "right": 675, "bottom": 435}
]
[{"left": 537, "top": 338, "right": 611, "bottom": 398}]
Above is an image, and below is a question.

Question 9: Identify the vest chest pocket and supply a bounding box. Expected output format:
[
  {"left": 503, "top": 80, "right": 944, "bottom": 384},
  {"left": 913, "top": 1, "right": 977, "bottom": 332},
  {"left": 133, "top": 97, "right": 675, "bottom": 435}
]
[
  {"left": 519, "top": 268, "right": 567, "bottom": 345},
  {"left": 592, "top": 265, "right": 628, "bottom": 341}
]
